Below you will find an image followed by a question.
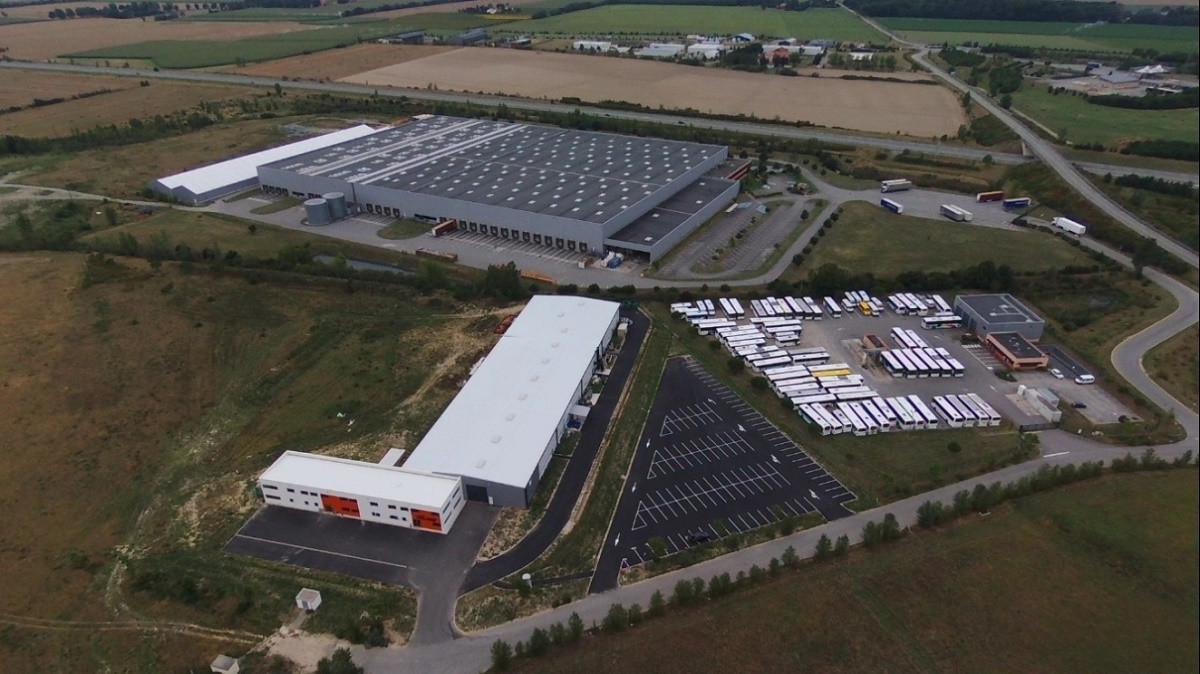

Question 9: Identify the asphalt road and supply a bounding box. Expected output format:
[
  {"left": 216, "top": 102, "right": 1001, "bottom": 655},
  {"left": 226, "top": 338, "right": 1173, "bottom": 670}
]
[
  {"left": 4, "top": 61, "right": 1197, "bottom": 185},
  {"left": 843, "top": 9, "right": 1200, "bottom": 268}
]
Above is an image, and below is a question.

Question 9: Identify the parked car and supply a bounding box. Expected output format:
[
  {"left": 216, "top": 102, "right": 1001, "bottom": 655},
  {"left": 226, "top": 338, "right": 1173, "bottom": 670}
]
[
  {"left": 686, "top": 531, "right": 712, "bottom": 545},
  {"left": 1072, "top": 402, "right": 1087, "bottom": 409},
  {"left": 1050, "top": 368, "right": 1065, "bottom": 379},
  {"left": 1074, "top": 374, "right": 1096, "bottom": 385}
]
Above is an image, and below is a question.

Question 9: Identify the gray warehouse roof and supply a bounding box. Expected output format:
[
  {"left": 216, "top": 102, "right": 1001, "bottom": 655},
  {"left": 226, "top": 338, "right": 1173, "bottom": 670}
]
[
  {"left": 956, "top": 293, "right": 1043, "bottom": 325},
  {"left": 261, "top": 116, "right": 723, "bottom": 226},
  {"left": 988, "top": 331, "right": 1044, "bottom": 359},
  {"left": 608, "top": 176, "right": 737, "bottom": 247}
]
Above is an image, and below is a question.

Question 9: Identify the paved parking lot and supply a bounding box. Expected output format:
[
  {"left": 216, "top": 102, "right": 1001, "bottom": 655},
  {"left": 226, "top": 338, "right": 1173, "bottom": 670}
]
[
  {"left": 589, "top": 356, "right": 855, "bottom": 593},
  {"left": 1016, "top": 370, "right": 1137, "bottom": 424},
  {"left": 441, "top": 229, "right": 592, "bottom": 266},
  {"left": 224, "top": 502, "right": 498, "bottom": 588}
]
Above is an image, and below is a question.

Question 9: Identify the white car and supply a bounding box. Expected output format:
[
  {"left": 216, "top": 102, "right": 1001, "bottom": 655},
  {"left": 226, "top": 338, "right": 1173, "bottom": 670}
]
[
  {"left": 1074, "top": 374, "right": 1096, "bottom": 385},
  {"left": 1050, "top": 368, "right": 1064, "bottom": 379}
]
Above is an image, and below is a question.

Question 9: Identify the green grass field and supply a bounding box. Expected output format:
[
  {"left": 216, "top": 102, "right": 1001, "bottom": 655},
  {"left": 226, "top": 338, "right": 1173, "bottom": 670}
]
[
  {"left": 500, "top": 6, "right": 885, "bottom": 41},
  {"left": 63, "top": 20, "right": 425, "bottom": 67},
  {"left": 1144, "top": 324, "right": 1199, "bottom": 414},
  {"left": 882, "top": 18, "right": 1199, "bottom": 53},
  {"left": 790, "top": 200, "right": 1096, "bottom": 282},
  {"left": 516, "top": 470, "right": 1200, "bottom": 674},
  {"left": 1010, "top": 85, "right": 1200, "bottom": 147}
]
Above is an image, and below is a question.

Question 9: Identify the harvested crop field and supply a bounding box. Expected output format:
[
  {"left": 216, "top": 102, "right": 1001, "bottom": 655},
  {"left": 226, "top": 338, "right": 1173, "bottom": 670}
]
[
  {"left": 0, "top": 70, "right": 137, "bottom": 109},
  {"left": 343, "top": 49, "right": 966, "bottom": 137},
  {"left": 0, "top": 80, "right": 253, "bottom": 137},
  {"left": 0, "top": 17, "right": 313, "bottom": 60},
  {"left": 227, "top": 43, "right": 459, "bottom": 80}
]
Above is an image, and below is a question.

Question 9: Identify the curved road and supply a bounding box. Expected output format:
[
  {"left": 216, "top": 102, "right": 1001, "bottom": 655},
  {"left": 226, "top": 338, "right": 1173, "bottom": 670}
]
[{"left": 845, "top": 6, "right": 1200, "bottom": 268}]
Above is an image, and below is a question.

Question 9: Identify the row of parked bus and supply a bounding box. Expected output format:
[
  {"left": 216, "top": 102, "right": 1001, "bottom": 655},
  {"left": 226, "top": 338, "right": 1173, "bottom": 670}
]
[
  {"left": 932, "top": 394, "right": 1001, "bottom": 428},
  {"left": 799, "top": 394, "right": 945, "bottom": 436},
  {"left": 886, "top": 293, "right": 953, "bottom": 317},
  {"left": 880, "top": 348, "right": 967, "bottom": 378}
]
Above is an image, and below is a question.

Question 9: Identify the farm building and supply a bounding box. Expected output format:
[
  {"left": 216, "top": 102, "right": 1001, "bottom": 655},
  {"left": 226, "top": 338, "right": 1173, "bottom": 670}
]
[
  {"left": 256, "top": 115, "right": 738, "bottom": 262},
  {"left": 256, "top": 451, "right": 467, "bottom": 534},
  {"left": 150, "top": 125, "right": 378, "bottom": 205},
  {"left": 954, "top": 293, "right": 1045, "bottom": 341},
  {"left": 574, "top": 40, "right": 613, "bottom": 51},
  {"left": 402, "top": 295, "right": 622, "bottom": 507}
]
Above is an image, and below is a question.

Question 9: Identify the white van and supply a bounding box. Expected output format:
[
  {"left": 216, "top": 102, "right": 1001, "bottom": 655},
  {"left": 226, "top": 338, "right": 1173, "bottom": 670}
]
[{"left": 1074, "top": 374, "right": 1095, "bottom": 385}]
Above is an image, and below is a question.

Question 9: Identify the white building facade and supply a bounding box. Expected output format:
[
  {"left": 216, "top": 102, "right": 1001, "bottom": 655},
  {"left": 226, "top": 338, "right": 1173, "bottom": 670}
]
[{"left": 257, "top": 451, "right": 466, "bottom": 534}]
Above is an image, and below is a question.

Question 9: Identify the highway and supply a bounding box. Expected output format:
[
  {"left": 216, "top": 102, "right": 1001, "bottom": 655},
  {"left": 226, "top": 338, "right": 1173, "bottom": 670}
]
[
  {"left": 2, "top": 60, "right": 1197, "bottom": 185},
  {"left": 846, "top": 7, "right": 1200, "bottom": 268}
]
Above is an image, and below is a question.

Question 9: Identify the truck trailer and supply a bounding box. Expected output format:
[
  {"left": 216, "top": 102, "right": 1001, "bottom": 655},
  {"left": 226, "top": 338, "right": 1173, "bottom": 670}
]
[
  {"left": 1051, "top": 217, "right": 1087, "bottom": 236},
  {"left": 939, "top": 204, "right": 973, "bottom": 222},
  {"left": 976, "top": 190, "right": 1005, "bottom": 203},
  {"left": 880, "top": 179, "right": 912, "bottom": 193},
  {"left": 880, "top": 198, "right": 904, "bottom": 214},
  {"left": 1002, "top": 197, "right": 1031, "bottom": 210}
]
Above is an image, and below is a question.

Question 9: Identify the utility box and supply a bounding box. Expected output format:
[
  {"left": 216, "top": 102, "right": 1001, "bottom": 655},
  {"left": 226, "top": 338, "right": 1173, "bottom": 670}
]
[
  {"left": 210, "top": 655, "right": 240, "bottom": 674},
  {"left": 296, "top": 588, "right": 322, "bottom": 612}
]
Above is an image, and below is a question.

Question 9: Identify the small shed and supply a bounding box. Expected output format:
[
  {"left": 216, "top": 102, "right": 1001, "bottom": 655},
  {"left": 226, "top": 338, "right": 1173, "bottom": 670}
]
[
  {"left": 210, "top": 655, "right": 240, "bottom": 674},
  {"left": 296, "top": 588, "right": 323, "bottom": 612}
]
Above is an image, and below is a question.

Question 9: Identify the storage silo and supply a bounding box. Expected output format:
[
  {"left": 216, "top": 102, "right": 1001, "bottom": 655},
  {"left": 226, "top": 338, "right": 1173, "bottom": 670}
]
[
  {"left": 323, "top": 192, "right": 348, "bottom": 220},
  {"left": 305, "top": 198, "right": 331, "bottom": 226}
]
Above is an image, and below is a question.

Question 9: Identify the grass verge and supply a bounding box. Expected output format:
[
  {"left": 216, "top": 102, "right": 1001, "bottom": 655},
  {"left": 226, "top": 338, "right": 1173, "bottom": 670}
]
[
  {"left": 1143, "top": 324, "right": 1200, "bottom": 415},
  {"left": 510, "top": 470, "right": 1199, "bottom": 674}
]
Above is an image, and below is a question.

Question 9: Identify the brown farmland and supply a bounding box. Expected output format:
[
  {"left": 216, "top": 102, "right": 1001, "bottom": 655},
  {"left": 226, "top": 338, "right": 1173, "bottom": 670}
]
[
  {"left": 342, "top": 48, "right": 966, "bottom": 137},
  {"left": 228, "top": 43, "right": 459, "bottom": 81},
  {"left": 0, "top": 80, "right": 254, "bottom": 137},
  {"left": 0, "top": 17, "right": 314, "bottom": 61},
  {"left": 0, "top": 70, "right": 138, "bottom": 109}
]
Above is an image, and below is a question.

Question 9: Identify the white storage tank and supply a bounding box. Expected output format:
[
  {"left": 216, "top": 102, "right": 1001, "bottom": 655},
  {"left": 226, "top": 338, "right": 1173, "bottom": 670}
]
[
  {"left": 323, "top": 192, "right": 348, "bottom": 220},
  {"left": 305, "top": 198, "right": 331, "bottom": 226}
]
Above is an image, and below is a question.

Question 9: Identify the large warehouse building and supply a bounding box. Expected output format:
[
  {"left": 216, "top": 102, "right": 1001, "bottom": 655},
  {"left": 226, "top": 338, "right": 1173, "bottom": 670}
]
[
  {"left": 150, "top": 125, "right": 379, "bottom": 205},
  {"left": 255, "top": 295, "right": 621, "bottom": 530},
  {"left": 256, "top": 115, "right": 740, "bottom": 262},
  {"left": 402, "top": 295, "right": 621, "bottom": 507},
  {"left": 954, "top": 293, "right": 1046, "bottom": 341}
]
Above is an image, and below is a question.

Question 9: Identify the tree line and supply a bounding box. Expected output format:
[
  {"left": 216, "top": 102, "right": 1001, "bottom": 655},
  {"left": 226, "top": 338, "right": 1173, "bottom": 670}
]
[
  {"left": 1109, "top": 174, "right": 1199, "bottom": 200},
  {"left": 1087, "top": 86, "right": 1199, "bottom": 111},
  {"left": 847, "top": 0, "right": 1197, "bottom": 26}
]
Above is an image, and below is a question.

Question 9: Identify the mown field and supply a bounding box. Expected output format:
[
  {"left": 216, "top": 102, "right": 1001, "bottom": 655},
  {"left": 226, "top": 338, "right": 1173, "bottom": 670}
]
[
  {"left": 499, "top": 5, "right": 886, "bottom": 41},
  {"left": 789, "top": 200, "right": 1095, "bottom": 282},
  {"left": 1144, "top": 324, "right": 1200, "bottom": 414},
  {"left": 882, "top": 18, "right": 1199, "bottom": 53},
  {"left": 1010, "top": 85, "right": 1200, "bottom": 147},
  {"left": 515, "top": 470, "right": 1200, "bottom": 674},
  {"left": 188, "top": 0, "right": 542, "bottom": 22}
]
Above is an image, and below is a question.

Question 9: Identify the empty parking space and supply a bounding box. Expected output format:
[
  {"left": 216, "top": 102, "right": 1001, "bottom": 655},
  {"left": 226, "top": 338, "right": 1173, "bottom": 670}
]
[
  {"left": 962, "top": 343, "right": 1004, "bottom": 371},
  {"left": 589, "top": 356, "right": 855, "bottom": 593},
  {"left": 442, "top": 229, "right": 591, "bottom": 266}
]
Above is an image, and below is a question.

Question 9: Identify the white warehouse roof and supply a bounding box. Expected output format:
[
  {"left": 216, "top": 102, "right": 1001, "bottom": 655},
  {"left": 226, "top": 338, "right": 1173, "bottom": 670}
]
[
  {"left": 259, "top": 451, "right": 460, "bottom": 508},
  {"left": 403, "top": 295, "right": 620, "bottom": 490},
  {"left": 155, "top": 124, "right": 381, "bottom": 197}
]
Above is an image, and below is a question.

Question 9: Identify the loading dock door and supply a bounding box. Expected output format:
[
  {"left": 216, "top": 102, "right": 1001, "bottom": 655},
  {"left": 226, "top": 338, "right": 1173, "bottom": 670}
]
[
  {"left": 321, "top": 494, "right": 361, "bottom": 518},
  {"left": 465, "top": 484, "right": 489, "bottom": 502}
]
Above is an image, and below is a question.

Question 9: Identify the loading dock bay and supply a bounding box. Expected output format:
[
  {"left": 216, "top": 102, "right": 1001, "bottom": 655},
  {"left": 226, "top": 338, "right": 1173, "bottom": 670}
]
[{"left": 589, "top": 356, "right": 855, "bottom": 593}]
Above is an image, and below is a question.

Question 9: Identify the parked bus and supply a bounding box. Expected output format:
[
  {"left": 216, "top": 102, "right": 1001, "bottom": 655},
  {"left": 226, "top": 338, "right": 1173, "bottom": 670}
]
[
  {"left": 919, "top": 314, "right": 960, "bottom": 330},
  {"left": 947, "top": 395, "right": 978, "bottom": 427},
  {"left": 930, "top": 294, "right": 953, "bottom": 314},
  {"left": 966, "top": 393, "right": 1002, "bottom": 426},
  {"left": 932, "top": 396, "right": 965, "bottom": 428},
  {"left": 880, "top": 179, "right": 913, "bottom": 193},
  {"left": 823, "top": 297, "right": 843, "bottom": 318},
  {"left": 908, "top": 395, "right": 939, "bottom": 428}
]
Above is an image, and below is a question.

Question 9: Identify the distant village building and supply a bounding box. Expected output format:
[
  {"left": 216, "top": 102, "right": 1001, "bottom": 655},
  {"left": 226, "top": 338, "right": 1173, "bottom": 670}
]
[{"left": 574, "top": 40, "right": 613, "bottom": 52}]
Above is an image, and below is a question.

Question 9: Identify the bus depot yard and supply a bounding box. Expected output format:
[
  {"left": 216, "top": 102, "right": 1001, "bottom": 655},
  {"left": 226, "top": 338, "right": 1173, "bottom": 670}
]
[{"left": 668, "top": 292, "right": 1133, "bottom": 432}]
